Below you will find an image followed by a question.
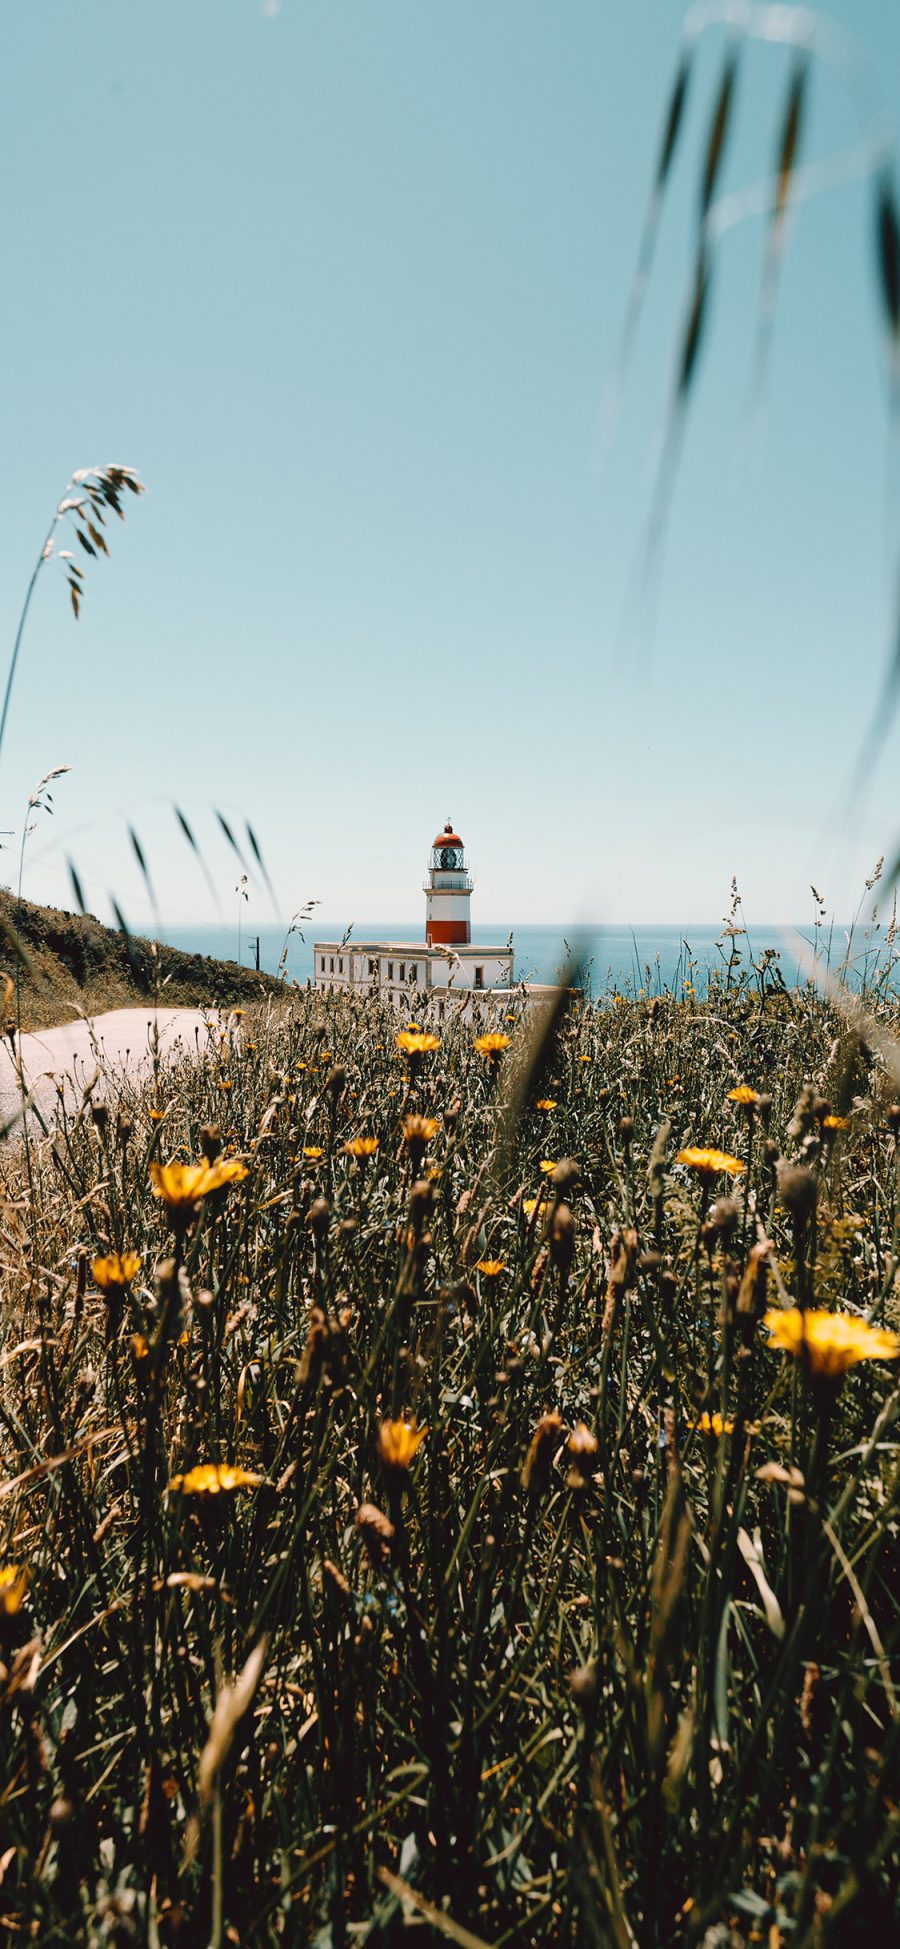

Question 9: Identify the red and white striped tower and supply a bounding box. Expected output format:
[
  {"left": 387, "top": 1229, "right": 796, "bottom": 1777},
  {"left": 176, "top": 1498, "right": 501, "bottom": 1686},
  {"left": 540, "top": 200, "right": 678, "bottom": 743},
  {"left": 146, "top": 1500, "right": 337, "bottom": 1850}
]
[{"left": 425, "top": 822, "right": 473, "bottom": 945}]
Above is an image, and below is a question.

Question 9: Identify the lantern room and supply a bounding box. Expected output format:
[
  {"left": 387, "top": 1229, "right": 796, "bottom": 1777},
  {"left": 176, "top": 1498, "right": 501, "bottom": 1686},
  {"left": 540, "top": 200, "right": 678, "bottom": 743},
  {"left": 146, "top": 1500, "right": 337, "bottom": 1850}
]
[{"left": 425, "top": 820, "right": 474, "bottom": 945}]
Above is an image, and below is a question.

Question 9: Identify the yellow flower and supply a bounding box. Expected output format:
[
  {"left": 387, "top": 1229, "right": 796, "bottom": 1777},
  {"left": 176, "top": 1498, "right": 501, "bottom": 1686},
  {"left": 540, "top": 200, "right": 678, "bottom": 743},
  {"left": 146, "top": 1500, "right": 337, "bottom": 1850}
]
[
  {"left": 0, "top": 1565, "right": 30, "bottom": 1616},
  {"left": 168, "top": 1463, "right": 264, "bottom": 1495},
  {"left": 396, "top": 1030, "right": 440, "bottom": 1057},
  {"left": 302, "top": 1146, "right": 323, "bottom": 1160},
  {"left": 474, "top": 1032, "right": 510, "bottom": 1060},
  {"left": 402, "top": 1114, "right": 439, "bottom": 1145},
  {"left": 296, "top": 1061, "right": 308, "bottom": 1072},
  {"left": 523, "top": 1197, "right": 549, "bottom": 1221},
  {"left": 377, "top": 1419, "right": 427, "bottom": 1472},
  {"left": 475, "top": 1259, "right": 505, "bottom": 1277},
  {"left": 149, "top": 1108, "right": 165, "bottom": 1122},
  {"left": 343, "top": 1135, "right": 379, "bottom": 1158},
  {"left": 150, "top": 1157, "right": 248, "bottom": 1209},
  {"left": 320, "top": 1051, "right": 332, "bottom": 1063},
  {"left": 577, "top": 1054, "right": 592, "bottom": 1064},
  {"left": 822, "top": 1114, "right": 850, "bottom": 1131},
  {"left": 727, "top": 1085, "right": 760, "bottom": 1106},
  {"left": 132, "top": 1333, "right": 149, "bottom": 1362},
  {"left": 539, "top": 1159, "right": 557, "bottom": 1175},
  {"left": 763, "top": 1309, "right": 900, "bottom": 1378},
  {"left": 693, "top": 1412, "right": 734, "bottom": 1437},
  {"left": 676, "top": 1147, "right": 745, "bottom": 1178},
  {"left": 92, "top": 1251, "right": 141, "bottom": 1291},
  {"left": 536, "top": 1099, "right": 557, "bottom": 1111}
]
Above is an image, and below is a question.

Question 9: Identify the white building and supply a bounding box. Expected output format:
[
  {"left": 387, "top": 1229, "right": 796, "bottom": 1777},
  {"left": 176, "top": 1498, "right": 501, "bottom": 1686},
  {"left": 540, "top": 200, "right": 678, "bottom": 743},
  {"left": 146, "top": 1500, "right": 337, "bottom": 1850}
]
[{"left": 314, "top": 823, "right": 515, "bottom": 1011}]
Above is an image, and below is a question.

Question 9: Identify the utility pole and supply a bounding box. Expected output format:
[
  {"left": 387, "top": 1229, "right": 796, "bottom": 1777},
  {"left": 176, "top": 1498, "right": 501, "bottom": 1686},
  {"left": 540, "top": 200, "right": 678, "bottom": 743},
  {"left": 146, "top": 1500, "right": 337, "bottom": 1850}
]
[{"left": 249, "top": 935, "right": 260, "bottom": 972}]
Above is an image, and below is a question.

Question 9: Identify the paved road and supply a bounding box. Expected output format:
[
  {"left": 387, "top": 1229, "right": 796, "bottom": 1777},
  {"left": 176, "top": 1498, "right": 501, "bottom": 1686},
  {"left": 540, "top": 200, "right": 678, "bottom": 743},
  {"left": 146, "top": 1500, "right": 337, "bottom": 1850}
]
[{"left": 0, "top": 1007, "right": 224, "bottom": 1135}]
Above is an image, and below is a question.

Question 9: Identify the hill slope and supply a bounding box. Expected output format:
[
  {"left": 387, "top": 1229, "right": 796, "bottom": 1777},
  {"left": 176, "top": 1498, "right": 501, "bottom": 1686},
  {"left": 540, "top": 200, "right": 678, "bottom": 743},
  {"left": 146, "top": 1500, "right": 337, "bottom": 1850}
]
[{"left": 0, "top": 890, "right": 286, "bottom": 1030}]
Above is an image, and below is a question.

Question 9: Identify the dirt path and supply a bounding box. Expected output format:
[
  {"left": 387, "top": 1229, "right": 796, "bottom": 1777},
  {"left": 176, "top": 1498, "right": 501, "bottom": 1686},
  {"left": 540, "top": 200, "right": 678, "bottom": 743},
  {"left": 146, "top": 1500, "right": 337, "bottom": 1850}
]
[{"left": 0, "top": 1007, "right": 224, "bottom": 1134}]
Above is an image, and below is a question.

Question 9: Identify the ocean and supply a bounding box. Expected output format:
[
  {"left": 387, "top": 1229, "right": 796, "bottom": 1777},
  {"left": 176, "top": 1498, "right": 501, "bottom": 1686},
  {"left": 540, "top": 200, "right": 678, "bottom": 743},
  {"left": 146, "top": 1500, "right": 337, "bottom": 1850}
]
[{"left": 157, "top": 920, "right": 883, "bottom": 996}]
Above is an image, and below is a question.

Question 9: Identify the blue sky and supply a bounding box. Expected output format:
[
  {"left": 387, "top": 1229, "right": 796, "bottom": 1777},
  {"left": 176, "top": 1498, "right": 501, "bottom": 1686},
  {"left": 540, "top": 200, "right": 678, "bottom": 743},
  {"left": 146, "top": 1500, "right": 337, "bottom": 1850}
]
[{"left": 2, "top": 0, "right": 899, "bottom": 933}]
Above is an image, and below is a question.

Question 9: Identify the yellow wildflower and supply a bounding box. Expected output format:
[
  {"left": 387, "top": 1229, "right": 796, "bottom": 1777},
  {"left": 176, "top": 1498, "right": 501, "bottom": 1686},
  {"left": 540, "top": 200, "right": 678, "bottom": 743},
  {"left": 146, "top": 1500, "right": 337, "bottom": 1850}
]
[
  {"left": 727, "top": 1085, "right": 760, "bottom": 1106},
  {"left": 536, "top": 1099, "right": 557, "bottom": 1111},
  {"left": 396, "top": 1031, "right": 439, "bottom": 1058},
  {"left": 92, "top": 1251, "right": 141, "bottom": 1291},
  {"left": 0, "top": 1565, "right": 30, "bottom": 1616},
  {"left": 763, "top": 1309, "right": 899, "bottom": 1378},
  {"left": 150, "top": 1157, "right": 248, "bottom": 1209},
  {"left": 302, "top": 1146, "right": 323, "bottom": 1160},
  {"left": 475, "top": 1259, "right": 505, "bottom": 1277},
  {"left": 402, "top": 1114, "right": 439, "bottom": 1145},
  {"left": 168, "top": 1462, "right": 264, "bottom": 1495},
  {"left": 822, "top": 1114, "right": 850, "bottom": 1131},
  {"left": 523, "top": 1197, "right": 549, "bottom": 1221},
  {"left": 693, "top": 1412, "right": 734, "bottom": 1437},
  {"left": 539, "top": 1159, "right": 557, "bottom": 1175},
  {"left": 677, "top": 1147, "right": 745, "bottom": 1178},
  {"left": 343, "top": 1136, "right": 379, "bottom": 1158},
  {"left": 377, "top": 1419, "right": 427, "bottom": 1472},
  {"left": 474, "top": 1033, "right": 510, "bottom": 1061}
]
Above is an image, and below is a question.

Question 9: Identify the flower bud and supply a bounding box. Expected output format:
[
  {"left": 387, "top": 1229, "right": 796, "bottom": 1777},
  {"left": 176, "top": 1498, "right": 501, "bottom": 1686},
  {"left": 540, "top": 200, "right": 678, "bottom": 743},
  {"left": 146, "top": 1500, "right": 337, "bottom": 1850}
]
[
  {"left": 307, "top": 1196, "right": 331, "bottom": 1242},
  {"left": 521, "top": 1411, "right": 562, "bottom": 1495},
  {"left": 549, "top": 1203, "right": 576, "bottom": 1274},
  {"left": 551, "top": 1157, "right": 581, "bottom": 1194}
]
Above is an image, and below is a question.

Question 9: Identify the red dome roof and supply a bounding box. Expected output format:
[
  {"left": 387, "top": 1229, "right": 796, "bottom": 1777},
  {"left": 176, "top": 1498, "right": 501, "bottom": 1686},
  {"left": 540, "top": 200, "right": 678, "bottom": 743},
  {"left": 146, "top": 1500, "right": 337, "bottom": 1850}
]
[{"left": 432, "top": 823, "right": 463, "bottom": 849}]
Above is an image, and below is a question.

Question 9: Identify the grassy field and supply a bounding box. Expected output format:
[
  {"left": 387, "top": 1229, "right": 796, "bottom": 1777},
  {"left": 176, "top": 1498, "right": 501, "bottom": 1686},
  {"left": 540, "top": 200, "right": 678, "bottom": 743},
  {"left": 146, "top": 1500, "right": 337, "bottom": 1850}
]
[
  {"left": 0, "top": 889, "right": 283, "bottom": 1031},
  {"left": 0, "top": 964, "right": 898, "bottom": 1944}
]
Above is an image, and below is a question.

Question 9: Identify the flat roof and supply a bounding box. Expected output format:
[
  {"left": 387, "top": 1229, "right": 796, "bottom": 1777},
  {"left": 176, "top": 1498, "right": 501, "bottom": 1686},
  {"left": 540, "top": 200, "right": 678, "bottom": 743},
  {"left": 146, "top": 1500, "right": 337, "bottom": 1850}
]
[{"left": 313, "top": 940, "right": 512, "bottom": 954}]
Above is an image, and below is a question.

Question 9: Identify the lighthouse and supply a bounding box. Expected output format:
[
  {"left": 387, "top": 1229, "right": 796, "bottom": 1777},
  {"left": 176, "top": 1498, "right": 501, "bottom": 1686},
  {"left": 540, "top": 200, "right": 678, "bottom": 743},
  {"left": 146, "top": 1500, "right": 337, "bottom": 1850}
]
[
  {"left": 425, "top": 822, "right": 473, "bottom": 946},
  {"left": 313, "top": 820, "right": 517, "bottom": 1008}
]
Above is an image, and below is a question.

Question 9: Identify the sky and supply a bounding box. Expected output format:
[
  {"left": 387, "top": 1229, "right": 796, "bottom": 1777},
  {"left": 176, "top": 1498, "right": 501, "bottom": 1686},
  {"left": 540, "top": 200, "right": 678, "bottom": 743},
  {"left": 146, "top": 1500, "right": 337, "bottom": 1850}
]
[{"left": 2, "top": 0, "right": 900, "bottom": 936}]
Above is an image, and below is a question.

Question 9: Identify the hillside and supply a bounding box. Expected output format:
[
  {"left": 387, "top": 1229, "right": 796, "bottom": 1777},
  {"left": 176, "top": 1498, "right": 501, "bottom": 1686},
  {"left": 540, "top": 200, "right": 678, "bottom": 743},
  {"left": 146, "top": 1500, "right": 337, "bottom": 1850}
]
[{"left": 0, "top": 889, "right": 286, "bottom": 1029}]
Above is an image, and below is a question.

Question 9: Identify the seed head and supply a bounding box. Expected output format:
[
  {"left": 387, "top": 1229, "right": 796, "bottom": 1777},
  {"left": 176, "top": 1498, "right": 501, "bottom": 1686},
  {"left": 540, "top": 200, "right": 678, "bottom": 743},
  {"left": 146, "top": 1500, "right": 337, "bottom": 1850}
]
[{"left": 776, "top": 1163, "right": 818, "bottom": 1224}]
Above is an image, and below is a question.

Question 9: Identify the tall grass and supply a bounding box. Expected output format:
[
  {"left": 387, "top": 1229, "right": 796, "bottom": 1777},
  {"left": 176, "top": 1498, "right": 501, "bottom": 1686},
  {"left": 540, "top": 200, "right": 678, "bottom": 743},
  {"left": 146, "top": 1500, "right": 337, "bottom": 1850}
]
[{"left": 0, "top": 955, "right": 897, "bottom": 1944}]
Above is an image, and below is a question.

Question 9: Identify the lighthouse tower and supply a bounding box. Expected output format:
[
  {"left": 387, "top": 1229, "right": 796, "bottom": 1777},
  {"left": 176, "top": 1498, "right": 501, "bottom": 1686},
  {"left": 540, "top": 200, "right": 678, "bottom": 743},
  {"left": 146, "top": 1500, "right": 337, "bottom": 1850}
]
[{"left": 425, "top": 822, "right": 473, "bottom": 946}]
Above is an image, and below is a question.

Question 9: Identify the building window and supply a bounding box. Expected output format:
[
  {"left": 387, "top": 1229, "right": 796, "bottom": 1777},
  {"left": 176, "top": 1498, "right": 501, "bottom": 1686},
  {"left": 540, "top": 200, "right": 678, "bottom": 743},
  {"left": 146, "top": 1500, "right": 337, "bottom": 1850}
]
[
  {"left": 368, "top": 957, "right": 377, "bottom": 977},
  {"left": 330, "top": 957, "right": 334, "bottom": 974},
  {"left": 399, "top": 962, "right": 405, "bottom": 982},
  {"left": 408, "top": 965, "right": 417, "bottom": 985},
  {"left": 320, "top": 957, "right": 325, "bottom": 973},
  {"left": 388, "top": 961, "right": 394, "bottom": 981},
  {"left": 474, "top": 966, "right": 484, "bottom": 989}
]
